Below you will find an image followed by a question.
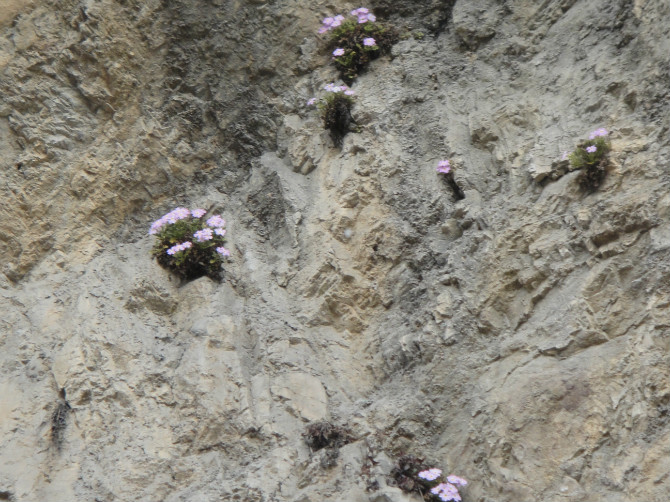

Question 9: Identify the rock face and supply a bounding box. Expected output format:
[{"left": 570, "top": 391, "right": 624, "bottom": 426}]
[{"left": 1, "top": 1, "right": 669, "bottom": 501}]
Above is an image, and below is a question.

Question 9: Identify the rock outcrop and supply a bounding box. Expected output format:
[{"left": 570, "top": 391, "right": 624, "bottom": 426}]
[{"left": 1, "top": 1, "right": 669, "bottom": 501}]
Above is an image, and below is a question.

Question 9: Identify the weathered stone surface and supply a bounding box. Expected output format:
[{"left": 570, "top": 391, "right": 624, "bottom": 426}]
[{"left": 1, "top": 0, "right": 669, "bottom": 501}]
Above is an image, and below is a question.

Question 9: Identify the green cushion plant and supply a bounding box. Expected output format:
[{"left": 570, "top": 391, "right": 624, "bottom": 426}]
[
  {"left": 567, "top": 128, "right": 612, "bottom": 192},
  {"left": 307, "top": 83, "right": 356, "bottom": 147},
  {"left": 150, "top": 207, "right": 230, "bottom": 281},
  {"left": 318, "top": 8, "right": 398, "bottom": 84}
]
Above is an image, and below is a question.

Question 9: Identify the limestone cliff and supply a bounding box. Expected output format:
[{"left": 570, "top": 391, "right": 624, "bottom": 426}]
[{"left": 1, "top": 1, "right": 669, "bottom": 501}]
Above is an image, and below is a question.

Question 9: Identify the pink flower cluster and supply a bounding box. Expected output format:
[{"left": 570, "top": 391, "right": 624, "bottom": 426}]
[
  {"left": 150, "top": 207, "right": 230, "bottom": 260},
  {"left": 306, "top": 84, "right": 355, "bottom": 108},
  {"left": 436, "top": 160, "right": 451, "bottom": 174},
  {"left": 417, "top": 468, "right": 467, "bottom": 502},
  {"left": 150, "top": 207, "right": 192, "bottom": 234},
  {"left": 586, "top": 145, "right": 597, "bottom": 153},
  {"left": 324, "top": 82, "right": 355, "bottom": 95},
  {"left": 193, "top": 228, "right": 213, "bottom": 242},
  {"left": 351, "top": 7, "right": 376, "bottom": 23},
  {"left": 318, "top": 7, "right": 376, "bottom": 33},
  {"left": 206, "top": 215, "right": 225, "bottom": 228},
  {"left": 418, "top": 468, "right": 442, "bottom": 481},
  {"left": 431, "top": 483, "right": 461, "bottom": 502},
  {"left": 430, "top": 477, "right": 467, "bottom": 502},
  {"left": 318, "top": 14, "right": 345, "bottom": 33},
  {"left": 363, "top": 37, "right": 377, "bottom": 47},
  {"left": 166, "top": 241, "right": 192, "bottom": 256},
  {"left": 589, "top": 128, "right": 608, "bottom": 140}
]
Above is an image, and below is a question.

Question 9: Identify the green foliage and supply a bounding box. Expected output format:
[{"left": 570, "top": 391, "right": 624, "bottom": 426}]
[
  {"left": 150, "top": 208, "right": 229, "bottom": 281},
  {"left": 319, "top": 91, "right": 355, "bottom": 146},
  {"left": 568, "top": 136, "right": 611, "bottom": 170},
  {"left": 329, "top": 21, "right": 398, "bottom": 83},
  {"left": 568, "top": 136, "right": 611, "bottom": 192}
]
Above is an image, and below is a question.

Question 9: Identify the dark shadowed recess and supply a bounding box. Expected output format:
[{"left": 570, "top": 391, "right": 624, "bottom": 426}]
[
  {"left": 371, "top": 0, "right": 457, "bottom": 33},
  {"left": 160, "top": 0, "right": 284, "bottom": 173}
]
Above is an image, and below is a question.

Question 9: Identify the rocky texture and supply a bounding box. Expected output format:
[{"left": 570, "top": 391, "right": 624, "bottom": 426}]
[{"left": 1, "top": 0, "right": 669, "bottom": 501}]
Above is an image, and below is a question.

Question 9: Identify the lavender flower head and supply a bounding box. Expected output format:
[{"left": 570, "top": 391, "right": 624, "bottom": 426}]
[
  {"left": 319, "top": 16, "right": 335, "bottom": 33},
  {"left": 191, "top": 208, "right": 206, "bottom": 218},
  {"left": 344, "top": 89, "right": 355, "bottom": 96},
  {"left": 418, "top": 468, "right": 442, "bottom": 481},
  {"left": 351, "top": 7, "right": 375, "bottom": 23},
  {"left": 331, "top": 14, "right": 345, "bottom": 27},
  {"left": 586, "top": 145, "right": 597, "bottom": 153},
  {"left": 325, "top": 83, "right": 351, "bottom": 94},
  {"left": 149, "top": 207, "right": 195, "bottom": 234},
  {"left": 214, "top": 227, "right": 226, "bottom": 237},
  {"left": 333, "top": 48, "right": 345, "bottom": 57},
  {"left": 166, "top": 241, "right": 193, "bottom": 256},
  {"left": 216, "top": 247, "right": 231, "bottom": 257},
  {"left": 307, "top": 97, "right": 317, "bottom": 106},
  {"left": 193, "top": 228, "right": 213, "bottom": 242},
  {"left": 589, "top": 128, "right": 608, "bottom": 140},
  {"left": 363, "top": 37, "right": 376, "bottom": 47},
  {"left": 206, "top": 215, "right": 225, "bottom": 228},
  {"left": 437, "top": 160, "right": 451, "bottom": 174},
  {"left": 446, "top": 475, "right": 468, "bottom": 486},
  {"left": 431, "top": 483, "right": 461, "bottom": 502}
]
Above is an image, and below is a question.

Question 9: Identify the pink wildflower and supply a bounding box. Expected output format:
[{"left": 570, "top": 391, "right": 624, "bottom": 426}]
[
  {"left": 446, "top": 475, "right": 467, "bottom": 486},
  {"left": 193, "top": 228, "right": 213, "bottom": 242},
  {"left": 166, "top": 241, "right": 192, "bottom": 256},
  {"left": 363, "top": 37, "right": 376, "bottom": 46},
  {"left": 586, "top": 145, "right": 597, "bottom": 153},
  {"left": 307, "top": 97, "right": 317, "bottom": 106},
  {"left": 206, "top": 215, "right": 225, "bottom": 228},
  {"left": 191, "top": 208, "right": 206, "bottom": 218},
  {"left": 331, "top": 14, "right": 344, "bottom": 27},
  {"left": 436, "top": 160, "right": 451, "bottom": 174},
  {"left": 418, "top": 468, "right": 442, "bottom": 481},
  {"left": 333, "top": 48, "right": 345, "bottom": 57},
  {"left": 589, "top": 128, "right": 608, "bottom": 140},
  {"left": 431, "top": 482, "right": 462, "bottom": 502},
  {"left": 216, "top": 247, "right": 231, "bottom": 257}
]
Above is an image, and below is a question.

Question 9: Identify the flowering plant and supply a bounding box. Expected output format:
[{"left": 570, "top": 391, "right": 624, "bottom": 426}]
[
  {"left": 391, "top": 455, "right": 468, "bottom": 502},
  {"left": 307, "top": 83, "right": 356, "bottom": 146},
  {"left": 318, "top": 7, "right": 398, "bottom": 83},
  {"left": 150, "top": 207, "right": 230, "bottom": 281},
  {"left": 436, "top": 159, "right": 465, "bottom": 200},
  {"left": 436, "top": 160, "right": 451, "bottom": 174},
  {"left": 568, "top": 128, "right": 611, "bottom": 191}
]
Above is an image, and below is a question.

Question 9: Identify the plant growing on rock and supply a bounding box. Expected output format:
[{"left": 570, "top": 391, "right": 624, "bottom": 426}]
[
  {"left": 436, "top": 159, "right": 465, "bottom": 200},
  {"left": 390, "top": 455, "right": 467, "bottom": 502},
  {"left": 303, "top": 421, "right": 353, "bottom": 451},
  {"left": 150, "top": 207, "right": 230, "bottom": 281},
  {"left": 307, "top": 83, "right": 356, "bottom": 147},
  {"left": 568, "top": 128, "right": 611, "bottom": 192},
  {"left": 318, "top": 7, "right": 398, "bottom": 83}
]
